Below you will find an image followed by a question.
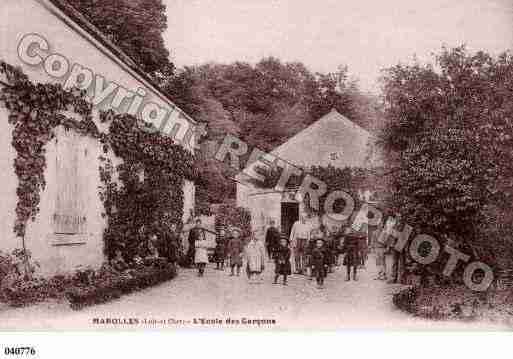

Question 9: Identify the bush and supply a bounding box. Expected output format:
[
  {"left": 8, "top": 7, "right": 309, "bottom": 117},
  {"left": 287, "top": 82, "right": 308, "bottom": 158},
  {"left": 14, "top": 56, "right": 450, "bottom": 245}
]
[
  {"left": 393, "top": 285, "right": 490, "bottom": 321},
  {"left": 66, "top": 263, "right": 176, "bottom": 310},
  {"left": 215, "top": 205, "right": 252, "bottom": 238},
  {"left": 379, "top": 48, "right": 513, "bottom": 273},
  {"left": 0, "top": 251, "right": 177, "bottom": 309},
  {"left": 0, "top": 250, "right": 52, "bottom": 307}
]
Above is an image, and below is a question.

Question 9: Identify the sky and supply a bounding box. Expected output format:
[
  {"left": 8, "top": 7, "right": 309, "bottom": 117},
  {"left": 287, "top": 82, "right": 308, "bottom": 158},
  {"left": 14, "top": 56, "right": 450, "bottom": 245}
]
[{"left": 164, "top": 0, "right": 513, "bottom": 92}]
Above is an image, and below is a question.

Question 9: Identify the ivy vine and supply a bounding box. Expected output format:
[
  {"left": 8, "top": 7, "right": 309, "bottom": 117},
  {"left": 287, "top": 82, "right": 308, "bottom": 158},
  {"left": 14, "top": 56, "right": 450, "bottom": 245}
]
[
  {"left": 0, "top": 61, "right": 197, "bottom": 263},
  {"left": 0, "top": 61, "right": 99, "bottom": 238},
  {"left": 98, "top": 110, "right": 197, "bottom": 259}
]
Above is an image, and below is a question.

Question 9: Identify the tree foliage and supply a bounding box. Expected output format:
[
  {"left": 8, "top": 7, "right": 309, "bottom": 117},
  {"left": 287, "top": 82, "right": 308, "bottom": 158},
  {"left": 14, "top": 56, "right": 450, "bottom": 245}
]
[
  {"left": 165, "top": 58, "right": 383, "bottom": 210},
  {"left": 214, "top": 205, "right": 252, "bottom": 240},
  {"left": 379, "top": 46, "right": 513, "bottom": 266},
  {"left": 65, "top": 0, "right": 174, "bottom": 80}
]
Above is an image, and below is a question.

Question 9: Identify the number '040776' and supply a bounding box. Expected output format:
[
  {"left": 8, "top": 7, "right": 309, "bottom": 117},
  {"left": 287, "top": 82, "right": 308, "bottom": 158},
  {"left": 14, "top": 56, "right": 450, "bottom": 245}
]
[{"left": 4, "top": 347, "right": 36, "bottom": 356}]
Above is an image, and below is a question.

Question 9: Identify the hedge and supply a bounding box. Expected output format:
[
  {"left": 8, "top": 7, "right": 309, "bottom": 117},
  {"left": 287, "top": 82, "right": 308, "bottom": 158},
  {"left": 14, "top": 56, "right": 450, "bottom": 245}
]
[{"left": 66, "top": 264, "right": 176, "bottom": 310}]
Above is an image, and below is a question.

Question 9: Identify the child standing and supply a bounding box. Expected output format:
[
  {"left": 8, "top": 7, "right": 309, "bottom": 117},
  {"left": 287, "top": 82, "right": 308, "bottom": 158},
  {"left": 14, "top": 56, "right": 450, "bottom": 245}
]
[
  {"left": 214, "top": 228, "right": 227, "bottom": 270},
  {"left": 323, "top": 230, "right": 334, "bottom": 275},
  {"left": 307, "top": 228, "right": 323, "bottom": 280},
  {"left": 194, "top": 232, "right": 209, "bottom": 277},
  {"left": 228, "top": 228, "right": 243, "bottom": 276},
  {"left": 341, "top": 231, "right": 362, "bottom": 281},
  {"left": 311, "top": 239, "right": 327, "bottom": 288},
  {"left": 273, "top": 237, "right": 292, "bottom": 285},
  {"left": 244, "top": 232, "right": 266, "bottom": 283}
]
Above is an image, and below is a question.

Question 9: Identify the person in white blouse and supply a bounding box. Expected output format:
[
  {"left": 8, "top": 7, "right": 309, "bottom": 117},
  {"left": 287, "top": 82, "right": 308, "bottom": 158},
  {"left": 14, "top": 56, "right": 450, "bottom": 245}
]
[{"left": 289, "top": 215, "right": 311, "bottom": 274}]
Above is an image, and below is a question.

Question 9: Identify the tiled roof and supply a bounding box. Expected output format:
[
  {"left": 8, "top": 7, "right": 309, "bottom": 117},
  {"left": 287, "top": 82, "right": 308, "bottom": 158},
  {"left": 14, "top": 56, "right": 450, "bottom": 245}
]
[{"left": 270, "top": 109, "right": 381, "bottom": 169}]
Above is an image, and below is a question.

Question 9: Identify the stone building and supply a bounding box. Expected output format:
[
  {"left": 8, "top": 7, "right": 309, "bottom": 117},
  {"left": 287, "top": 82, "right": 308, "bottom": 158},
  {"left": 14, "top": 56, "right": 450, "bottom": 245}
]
[
  {"left": 0, "top": 0, "right": 197, "bottom": 275},
  {"left": 236, "top": 109, "right": 381, "bottom": 236}
]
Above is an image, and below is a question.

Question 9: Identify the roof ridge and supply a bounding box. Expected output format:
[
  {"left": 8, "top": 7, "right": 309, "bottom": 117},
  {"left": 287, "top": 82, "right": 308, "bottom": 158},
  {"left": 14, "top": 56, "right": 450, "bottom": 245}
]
[
  {"left": 40, "top": 0, "right": 198, "bottom": 125},
  {"left": 328, "top": 109, "right": 371, "bottom": 136},
  {"left": 270, "top": 110, "right": 369, "bottom": 156}
]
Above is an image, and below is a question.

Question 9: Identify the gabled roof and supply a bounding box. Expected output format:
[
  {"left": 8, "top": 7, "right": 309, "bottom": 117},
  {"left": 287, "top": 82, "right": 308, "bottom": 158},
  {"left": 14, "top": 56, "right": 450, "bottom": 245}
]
[
  {"left": 236, "top": 109, "right": 382, "bottom": 187},
  {"left": 39, "top": 0, "right": 197, "bottom": 125},
  {"left": 269, "top": 109, "right": 379, "bottom": 169}
]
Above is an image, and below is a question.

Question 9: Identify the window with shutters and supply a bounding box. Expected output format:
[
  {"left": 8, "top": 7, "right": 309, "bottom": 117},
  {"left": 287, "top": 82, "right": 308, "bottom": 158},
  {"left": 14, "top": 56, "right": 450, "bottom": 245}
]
[{"left": 53, "top": 126, "right": 87, "bottom": 235}]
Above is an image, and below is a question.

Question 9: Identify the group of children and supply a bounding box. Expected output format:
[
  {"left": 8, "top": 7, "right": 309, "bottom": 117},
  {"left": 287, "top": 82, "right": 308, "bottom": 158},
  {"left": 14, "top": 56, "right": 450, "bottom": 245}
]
[
  {"left": 289, "top": 227, "right": 358, "bottom": 288},
  {"left": 212, "top": 227, "right": 245, "bottom": 276},
  {"left": 203, "top": 223, "right": 368, "bottom": 289}
]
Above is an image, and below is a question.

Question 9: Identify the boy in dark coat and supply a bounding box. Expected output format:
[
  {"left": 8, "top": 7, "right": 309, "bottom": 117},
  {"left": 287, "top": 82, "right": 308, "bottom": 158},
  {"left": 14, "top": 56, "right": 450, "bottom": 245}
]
[
  {"left": 307, "top": 228, "right": 323, "bottom": 280},
  {"left": 228, "top": 228, "right": 244, "bottom": 276},
  {"left": 214, "top": 228, "right": 227, "bottom": 270},
  {"left": 273, "top": 237, "right": 292, "bottom": 285},
  {"left": 265, "top": 220, "right": 280, "bottom": 260},
  {"left": 160, "top": 222, "right": 180, "bottom": 264},
  {"left": 311, "top": 239, "right": 327, "bottom": 288},
  {"left": 341, "top": 232, "right": 363, "bottom": 281},
  {"left": 324, "top": 230, "right": 336, "bottom": 274}
]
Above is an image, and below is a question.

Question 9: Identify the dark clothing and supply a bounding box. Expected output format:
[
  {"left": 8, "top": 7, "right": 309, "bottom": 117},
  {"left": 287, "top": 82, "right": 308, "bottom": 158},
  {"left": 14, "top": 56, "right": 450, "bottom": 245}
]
[
  {"left": 324, "top": 237, "right": 336, "bottom": 266},
  {"left": 315, "top": 270, "right": 325, "bottom": 286},
  {"left": 311, "top": 247, "right": 327, "bottom": 274},
  {"left": 265, "top": 227, "right": 281, "bottom": 258},
  {"left": 224, "top": 236, "right": 231, "bottom": 260},
  {"left": 228, "top": 236, "right": 243, "bottom": 267},
  {"left": 342, "top": 234, "right": 362, "bottom": 267},
  {"left": 159, "top": 232, "right": 179, "bottom": 263},
  {"left": 274, "top": 246, "right": 292, "bottom": 275},
  {"left": 214, "top": 235, "right": 226, "bottom": 263},
  {"left": 311, "top": 247, "right": 327, "bottom": 285},
  {"left": 188, "top": 227, "right": 206, "bottom": 243},
  {"left": 305, "top": 238, "right": 316, "bottom": 266},
  {"left": 167, "top": 237, "right": 179, "bottom": 263}
]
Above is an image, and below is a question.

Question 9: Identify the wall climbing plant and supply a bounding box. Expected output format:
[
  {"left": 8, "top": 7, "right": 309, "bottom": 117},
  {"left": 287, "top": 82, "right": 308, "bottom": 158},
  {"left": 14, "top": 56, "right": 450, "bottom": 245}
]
[
  {"left": 0, "top": 61, "right": 100, "bottom": 239},
  {"left": 0, "top": 61, "right": 197, "bottom": 264},
  {"left": 98, "top": 110, "right": 197, "bottom": 259}
]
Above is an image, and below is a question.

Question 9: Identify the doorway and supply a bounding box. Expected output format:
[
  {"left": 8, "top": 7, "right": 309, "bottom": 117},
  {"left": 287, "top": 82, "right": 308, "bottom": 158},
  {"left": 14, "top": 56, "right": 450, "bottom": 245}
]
[{"left": 281, "top": 202, "right": 299, "bottom": 239}]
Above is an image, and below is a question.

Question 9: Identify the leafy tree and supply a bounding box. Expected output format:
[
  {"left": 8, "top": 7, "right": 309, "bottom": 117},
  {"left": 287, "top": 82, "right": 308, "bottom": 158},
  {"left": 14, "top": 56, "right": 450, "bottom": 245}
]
[
  {"left": 65, "top": 0, "right": 174, "bottom": 80},
  {"left": 215, "top": 205, "right": 252, "bottom": 239},
  {"left": 379, "top": 46, "right": 513, "bottom": 268},
  {"left": 164, "top": 57, "right": 383, "bottom": 211}
]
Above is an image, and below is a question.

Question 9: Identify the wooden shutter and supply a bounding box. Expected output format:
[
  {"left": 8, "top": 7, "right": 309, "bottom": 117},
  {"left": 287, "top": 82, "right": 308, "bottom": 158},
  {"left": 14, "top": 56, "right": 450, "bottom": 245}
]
[{"left": 53, "top": 126, "right": 87, "bottom": 234}]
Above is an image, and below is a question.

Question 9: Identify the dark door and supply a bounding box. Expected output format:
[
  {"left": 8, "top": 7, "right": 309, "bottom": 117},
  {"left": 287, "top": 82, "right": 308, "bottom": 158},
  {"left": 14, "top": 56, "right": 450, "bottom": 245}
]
[{"left": 281, "top": 202, "right": 299, "bottom": 239}]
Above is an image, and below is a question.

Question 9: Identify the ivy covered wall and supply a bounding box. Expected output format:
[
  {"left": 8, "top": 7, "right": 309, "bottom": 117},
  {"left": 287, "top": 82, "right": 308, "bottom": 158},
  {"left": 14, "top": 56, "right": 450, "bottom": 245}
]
[{"left": 0, "top": 61, "right": 196, "bottom": 275}]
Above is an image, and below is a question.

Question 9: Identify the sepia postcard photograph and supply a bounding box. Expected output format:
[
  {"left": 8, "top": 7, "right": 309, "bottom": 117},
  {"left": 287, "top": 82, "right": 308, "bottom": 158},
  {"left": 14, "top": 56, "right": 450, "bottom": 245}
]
[{"left": 0, "top": 0, "right": 513, "bottom": 341}]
